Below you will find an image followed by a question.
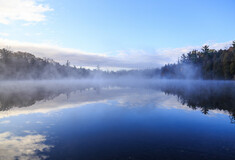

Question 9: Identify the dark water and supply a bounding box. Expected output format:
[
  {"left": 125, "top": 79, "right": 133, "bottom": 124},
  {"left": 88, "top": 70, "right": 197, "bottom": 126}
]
[{"left": 0, "top": 80, "right": 235, "bottom": 160}]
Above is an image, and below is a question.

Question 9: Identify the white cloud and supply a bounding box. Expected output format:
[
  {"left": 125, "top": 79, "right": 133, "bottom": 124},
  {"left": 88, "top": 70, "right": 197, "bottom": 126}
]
[
  {"left": 0, "top": 80, "right": 231, "bottom": 119},
  {"left": 0, "top": 38, "right": 233, "bottom": 69},
  {"left": 0, "top": 132, "right": 52, "bottom": 160},
  {"left": 0, "top": 32, "right": 9, "bottom": 37},
  {"left": 157, "top": 41, "right": 233, "bottom": 65},
  {"left": 0, "top": 83, "right": 185, "bottom": 119},
  {"left": 0, "top": 120, "right": 10, "bottom": 124},
  {"left": 0, "top": 0, "right": 53, "bottom": 24}
]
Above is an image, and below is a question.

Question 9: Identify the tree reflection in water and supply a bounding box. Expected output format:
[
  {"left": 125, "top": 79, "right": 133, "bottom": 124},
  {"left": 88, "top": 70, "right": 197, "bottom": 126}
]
[
  {"left": 160, "top": 81, "right": 235, "bottom": 122},
  {"left": 0, "top": 80, "right": 234, "bottom": 122}
]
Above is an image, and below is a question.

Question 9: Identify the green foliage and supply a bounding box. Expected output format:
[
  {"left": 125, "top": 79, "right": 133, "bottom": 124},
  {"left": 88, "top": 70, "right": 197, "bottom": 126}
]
[
  {"left": 0, "top": 49, "right": 160, "bottom": 80},
  {"left": 1, "top": 41, "right": 235, "bottom": 80},
  {"left": 161, "top": 41, "right": 235, "bottom": 80},
  {"left": 0, "top": 49, "right": 91, "bottom": 79}
]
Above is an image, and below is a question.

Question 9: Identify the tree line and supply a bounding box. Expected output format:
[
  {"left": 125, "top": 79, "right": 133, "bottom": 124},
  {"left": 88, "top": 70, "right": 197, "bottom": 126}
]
[
  {"left": 0, "top": 48, "right": 159, "bottom": 80},
  {"left": 0, "top": 41, "right": 235, "bottom": 80},
  {"left": 161, "top": 41, "right": 235, "bottom": 80},
  {"left": 0, "top": 48, "right": 91, "bottom": 79}
]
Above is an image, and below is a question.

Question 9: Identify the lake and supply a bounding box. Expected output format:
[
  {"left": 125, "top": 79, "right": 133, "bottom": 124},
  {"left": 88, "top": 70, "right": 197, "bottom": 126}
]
[{"left": 0, "top": 80, "right": 235, "bottom": 160}]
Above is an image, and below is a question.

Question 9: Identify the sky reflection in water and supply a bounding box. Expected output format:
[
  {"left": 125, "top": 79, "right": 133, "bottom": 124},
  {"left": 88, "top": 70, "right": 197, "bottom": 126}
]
[{"left": 0, "top": 80, "right": 235, "bottom": 160}]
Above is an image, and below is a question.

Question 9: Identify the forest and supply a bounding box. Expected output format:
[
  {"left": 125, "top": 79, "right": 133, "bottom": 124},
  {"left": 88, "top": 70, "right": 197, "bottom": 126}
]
[
  {"left": 0, "top": 41, "right": 235, "bottom": 80},
  {"left": 0, "top": 48, "right": 91, "bottom": 79},
  {"left": 0, "top": 48, "right": 159, "bottom": 79},
  {"left": 161, "top": 41, "right": 235, "bottom": 80}
]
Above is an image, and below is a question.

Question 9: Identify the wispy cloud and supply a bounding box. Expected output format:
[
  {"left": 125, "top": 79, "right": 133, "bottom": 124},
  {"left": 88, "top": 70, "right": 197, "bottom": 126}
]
[
  {"left": 0, "top": 120, "right": 10, "bottom": 124},
  {"left": 157, "top": 41, "right": 233, "bottom": 65},
  {"left": 0, "top": 32, "right": 9, "bottom": 37},
  {"left": 0, "top": 38, "right": 232, "bottom": 69},
  {"left": 0, "top": 132, "right": 52, "bottom": 160},
  {"left": 0, "top": 0, "right": 53, "bottom": 24}
]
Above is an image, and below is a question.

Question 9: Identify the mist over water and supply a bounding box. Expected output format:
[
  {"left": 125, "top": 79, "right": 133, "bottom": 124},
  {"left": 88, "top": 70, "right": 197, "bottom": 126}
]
[
  {"left": 1, "top": 0, "right": 234, "bottom": 159},
  {"left": 0, "top": 79, "right": 235, "bottom": 160},
  {"left": 0, "top": 79, "right": 235, "bottom": 119}
]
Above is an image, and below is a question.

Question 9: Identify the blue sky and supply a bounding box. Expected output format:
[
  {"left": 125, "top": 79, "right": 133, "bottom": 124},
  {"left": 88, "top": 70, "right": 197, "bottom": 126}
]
[{"left": 0, "top": 0, "right": 234, "bottom": 69}]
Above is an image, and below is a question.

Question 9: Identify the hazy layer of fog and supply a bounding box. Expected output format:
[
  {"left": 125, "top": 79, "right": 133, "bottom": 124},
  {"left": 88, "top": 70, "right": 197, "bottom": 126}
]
[{"left": 0, "top": 79, "right": 234, "bottom": 121}]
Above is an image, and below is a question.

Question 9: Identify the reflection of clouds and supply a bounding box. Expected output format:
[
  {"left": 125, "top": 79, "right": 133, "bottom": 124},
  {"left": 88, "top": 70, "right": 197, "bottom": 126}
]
[
  {"left": 208, "top": 109, "right": 230, "bottom": 116},
  {"left": 23, "top": 130, "right": 37, "bottom": 134},
  {"left": 105, "top": 88, "right": 194, "bottom": 112},
  {"left": 0, "top": 87, "right": 182, "bottom": 119},
  {"left": 0, "top": 120, "right": 10, "bottom": 124},
  {"left": 0, "top": 84, "right": 231, "bottom": 119},
  {"left": 25, "top": 121, "right": 31, "bottom": 124},
  {"left": 0, "top": 89, "right": 109, "bottom": 119},
  {"left": 0, "top": 87, "right": 135, "bottom": 119},
  {"left": 0, "top": 132, "right": 52, "bottom": 160},
  {"left": 36, "top": 121, "right": 43, "bottom": 124},
  {"left": 115, "top": 90, "right": 178, "bottom": 107}
]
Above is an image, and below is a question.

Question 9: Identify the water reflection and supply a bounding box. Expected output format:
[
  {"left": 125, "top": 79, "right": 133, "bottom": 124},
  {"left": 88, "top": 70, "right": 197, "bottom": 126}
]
[
  {"left": 160, "top": 81, "right": 235, "bottom": 122},
  {"left": 0, "top": 131, "right": 52, "bottom": 160},
  {"left": 0, "top": 80, "right": 235, "bottom": 160},
  {"left": 0, "top": 80, "right": 234, "bottom": 120}
]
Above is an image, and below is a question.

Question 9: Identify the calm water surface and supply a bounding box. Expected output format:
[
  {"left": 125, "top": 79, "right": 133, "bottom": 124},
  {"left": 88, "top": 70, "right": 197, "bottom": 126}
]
[{"left": 0, "top": 80, "right": 235, "bottom": 160}]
